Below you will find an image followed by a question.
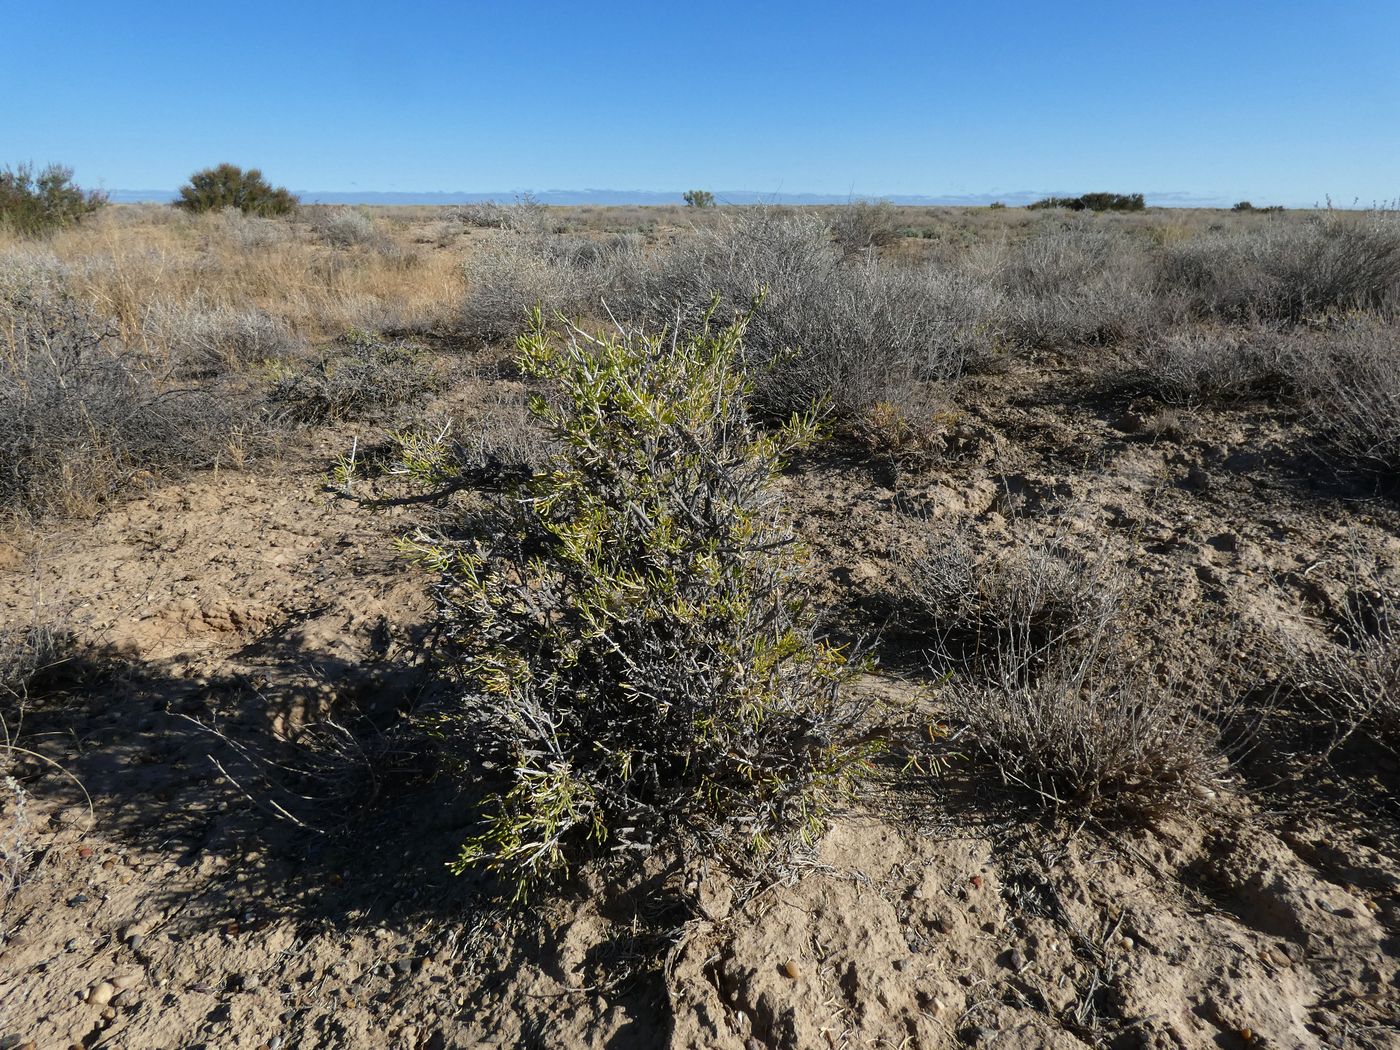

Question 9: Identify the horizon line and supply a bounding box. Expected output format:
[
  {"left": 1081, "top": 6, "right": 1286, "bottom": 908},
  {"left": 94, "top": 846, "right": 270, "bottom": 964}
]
[{"left": 103, "top": 187, "right": 1318, "bottom": 209}]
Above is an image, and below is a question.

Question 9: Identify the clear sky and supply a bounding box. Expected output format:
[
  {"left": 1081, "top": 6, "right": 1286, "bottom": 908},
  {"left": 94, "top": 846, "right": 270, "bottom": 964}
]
[{"left": 4, "top": 0, "right": 1397, "bottom": 206}]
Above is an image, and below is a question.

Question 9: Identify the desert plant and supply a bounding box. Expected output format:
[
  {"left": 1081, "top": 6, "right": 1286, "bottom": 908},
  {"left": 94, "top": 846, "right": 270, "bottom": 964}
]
[
  {"left": 1290, "top": 556, "right": 1399, "bottom": 748},
  {"left": 1, "top": 748, "right": 32, "bottom": 901},
  {"left": 682, "top": 189, "right": 716, "bottom": 209},
  {"left": 142, "top": 297, "right": 295, "bottom": 377},
  {"left": 174, "top": 163, "right": 298, "bottom": 216},
  {"left": 1, "top": 257, "right": 253, "bottom": 515},
  {"left": 450, "top": 200, "right": 510, "bottom": 229},
  {"left": 1285, "top": 314, "right": 1400, "bottom": 470},
  {"left": 830, "top": 200, "right": 900, "bottom": 257},
  {"left": 269, "top": 329, "right": 439, "bottom": 423},
  {"left": 1157, "top": 215, "right": 1400, "bottom": 322},
  {"left": 0, "top": 163, "right": 107, "bottom": 236},
  {"left": 309, "top": 206, "right": 390, "bottom": 250},
  {"left": 460, "top": 230, "right": 645, "bottom": 344},
  {"left": 1125, "top": 325, "right": 1287, "bottom": 403},
  {"left": 975, "top": 221, "right": 1158, "bottom": 349},
  {"left": 1028, "top": 193, "right": 1145, "bottom": 212},
  {"left": 635, "top": 209, "right": 974, "bottom": 423},
  {"left": 903, "top": 525, "right": 1222, "bottom": 810},
  {"left": 416, "top": 310, "right": 881, "bottom": 896}
]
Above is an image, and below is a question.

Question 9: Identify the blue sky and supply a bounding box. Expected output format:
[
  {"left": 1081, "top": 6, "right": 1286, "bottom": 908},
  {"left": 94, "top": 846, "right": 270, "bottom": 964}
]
[{"left": 4, "top": 0, "right": 1397, "bottom": 206}]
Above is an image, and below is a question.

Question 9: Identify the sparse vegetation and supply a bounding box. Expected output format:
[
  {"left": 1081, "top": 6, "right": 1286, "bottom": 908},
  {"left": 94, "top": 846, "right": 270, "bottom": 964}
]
[
  {"left": 308, "top": 205, "right": 391, "bottom": 250},
  {"left": 174, "top": 163, "right": 298, "bottom": 216},
  {"left": 6, "top": 199, "right": 1400, "bottom": 1048},
  {"left": 1126, "top": 325, "right": 1286, "bottom": 403}
]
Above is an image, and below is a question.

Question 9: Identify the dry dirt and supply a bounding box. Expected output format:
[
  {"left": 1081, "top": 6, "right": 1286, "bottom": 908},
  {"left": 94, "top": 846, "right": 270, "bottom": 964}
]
[{"left": 2, "top": 354, "right": 1398, "bottom": 1049}]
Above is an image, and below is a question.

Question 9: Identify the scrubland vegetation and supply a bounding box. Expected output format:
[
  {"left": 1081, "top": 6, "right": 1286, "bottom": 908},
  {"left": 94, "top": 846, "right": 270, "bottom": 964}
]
[{"left": 3, "top": 192, "right": 1399, "bottom": 1048}]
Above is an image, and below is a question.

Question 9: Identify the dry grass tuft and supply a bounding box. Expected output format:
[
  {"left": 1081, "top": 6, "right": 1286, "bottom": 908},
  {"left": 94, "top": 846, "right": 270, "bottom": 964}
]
[{"left": 899, "top": 523, "right": 1225, "bottom": 812}]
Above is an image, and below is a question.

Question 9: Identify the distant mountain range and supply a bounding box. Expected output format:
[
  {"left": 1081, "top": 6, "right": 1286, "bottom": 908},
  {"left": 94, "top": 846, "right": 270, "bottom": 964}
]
[{"left": 108, "top": 188, "right": 1235, "bottom": 208}]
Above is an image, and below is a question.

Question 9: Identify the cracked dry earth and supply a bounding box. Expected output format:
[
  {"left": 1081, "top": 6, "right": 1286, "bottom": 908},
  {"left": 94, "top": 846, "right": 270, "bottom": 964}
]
[{"left": 2, "top": 357, "right": 1399, "bottom": 1049}]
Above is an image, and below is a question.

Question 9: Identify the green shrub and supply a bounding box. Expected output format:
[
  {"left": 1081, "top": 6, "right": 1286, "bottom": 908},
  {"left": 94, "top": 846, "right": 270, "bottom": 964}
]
[
  {"left": 174, "top": 163, "right": 298, "bottom": 216},
  {"left": 0, "top": 164, "right": 107, "bottom": 236},
  {"left": 419, "top": 309, "right": 881, "bottom": 897},
  {"left": 682, "top": 189, "right": 716, "bottom": 209},
  {"left": 1028, "top": 192, "right": 1145, "bottom": 212}
]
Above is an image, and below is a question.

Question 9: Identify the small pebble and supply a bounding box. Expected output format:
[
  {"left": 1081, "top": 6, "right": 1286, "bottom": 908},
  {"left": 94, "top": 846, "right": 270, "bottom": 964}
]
[
  {"left": 782, "top": 959, "right": 800, "bottom": 979},
  {"left": 1007, "top": 948, "right": 1026, "bottom": 971},
  {"left": 1119, "top": 935, "right": 1135, "bottom": 951},
  {"left": 1240, "top": 1027, "right": 1253, "bottom": 1043},
  {"left": 77, "top": 846, "right": 94, "bottom": 860},
  {"left": 86, "top": 982, "right": 115, "bottom": 1007},
  {"left": 969, "top": 874, "right": 983, "bottom": 890}
]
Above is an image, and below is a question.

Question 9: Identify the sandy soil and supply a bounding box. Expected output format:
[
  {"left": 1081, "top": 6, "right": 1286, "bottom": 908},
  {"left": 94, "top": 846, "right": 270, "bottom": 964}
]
[{"left": 2, "top": 355, "right": 1398, "bottom": 1049}]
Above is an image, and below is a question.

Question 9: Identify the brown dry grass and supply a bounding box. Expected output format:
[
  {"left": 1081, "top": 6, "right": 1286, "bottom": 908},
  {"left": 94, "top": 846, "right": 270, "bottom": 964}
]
[{"left": 1, "top": 205, "right": 464, "bottom": 358}]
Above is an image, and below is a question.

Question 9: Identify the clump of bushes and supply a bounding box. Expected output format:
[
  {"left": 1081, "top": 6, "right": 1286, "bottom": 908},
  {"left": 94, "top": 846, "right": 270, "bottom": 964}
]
[
  {"left": 0, "top": 622, "right": 63, "bottom": 705},
  {"left": 422, "top": 310, "right": 881, "bottom": 896},
  {"left": 1157, "top": 214, "right": 1400, "bottom": 322},
  {"left": 979, "top": 221, "right": 1158, "bottom": 349},
  {"left": 460, "top": 230, "right": 644, "bottom": 344},
  {"left": 1125, "top": 325, "right": 1287, "bottom": 403},
  {"left": 1285, "top": 314, "right": 1400, "bottom": 471},
  {"left": 450, "top": 201, "right": 511, "bottom": 229},
  {"left": 174, "top": 163, "right": 298, "bottom": 216},
  {"left": 682, "top": 189, "right": 716, "bottom": 209},
  {"left": 0, "top": 254, "right": 250, "bottom": 516},
  {"left": 637, "top": 210, "right": 978, "bottom": 423},
  {"left": 1029, "top": 193, "right": 1145, "bottom": 212},
  {"left": 0, "top": 163, "right": 107, "bottom": 236},
  {"left": 460, "top": 209, "right": 983, "bottom": 435},
  {"left": 269, "top": 329, "right": 439, "bottom": 423},
  {"left": 308, "top": 206, "right": 392, "bottom": 251}
]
